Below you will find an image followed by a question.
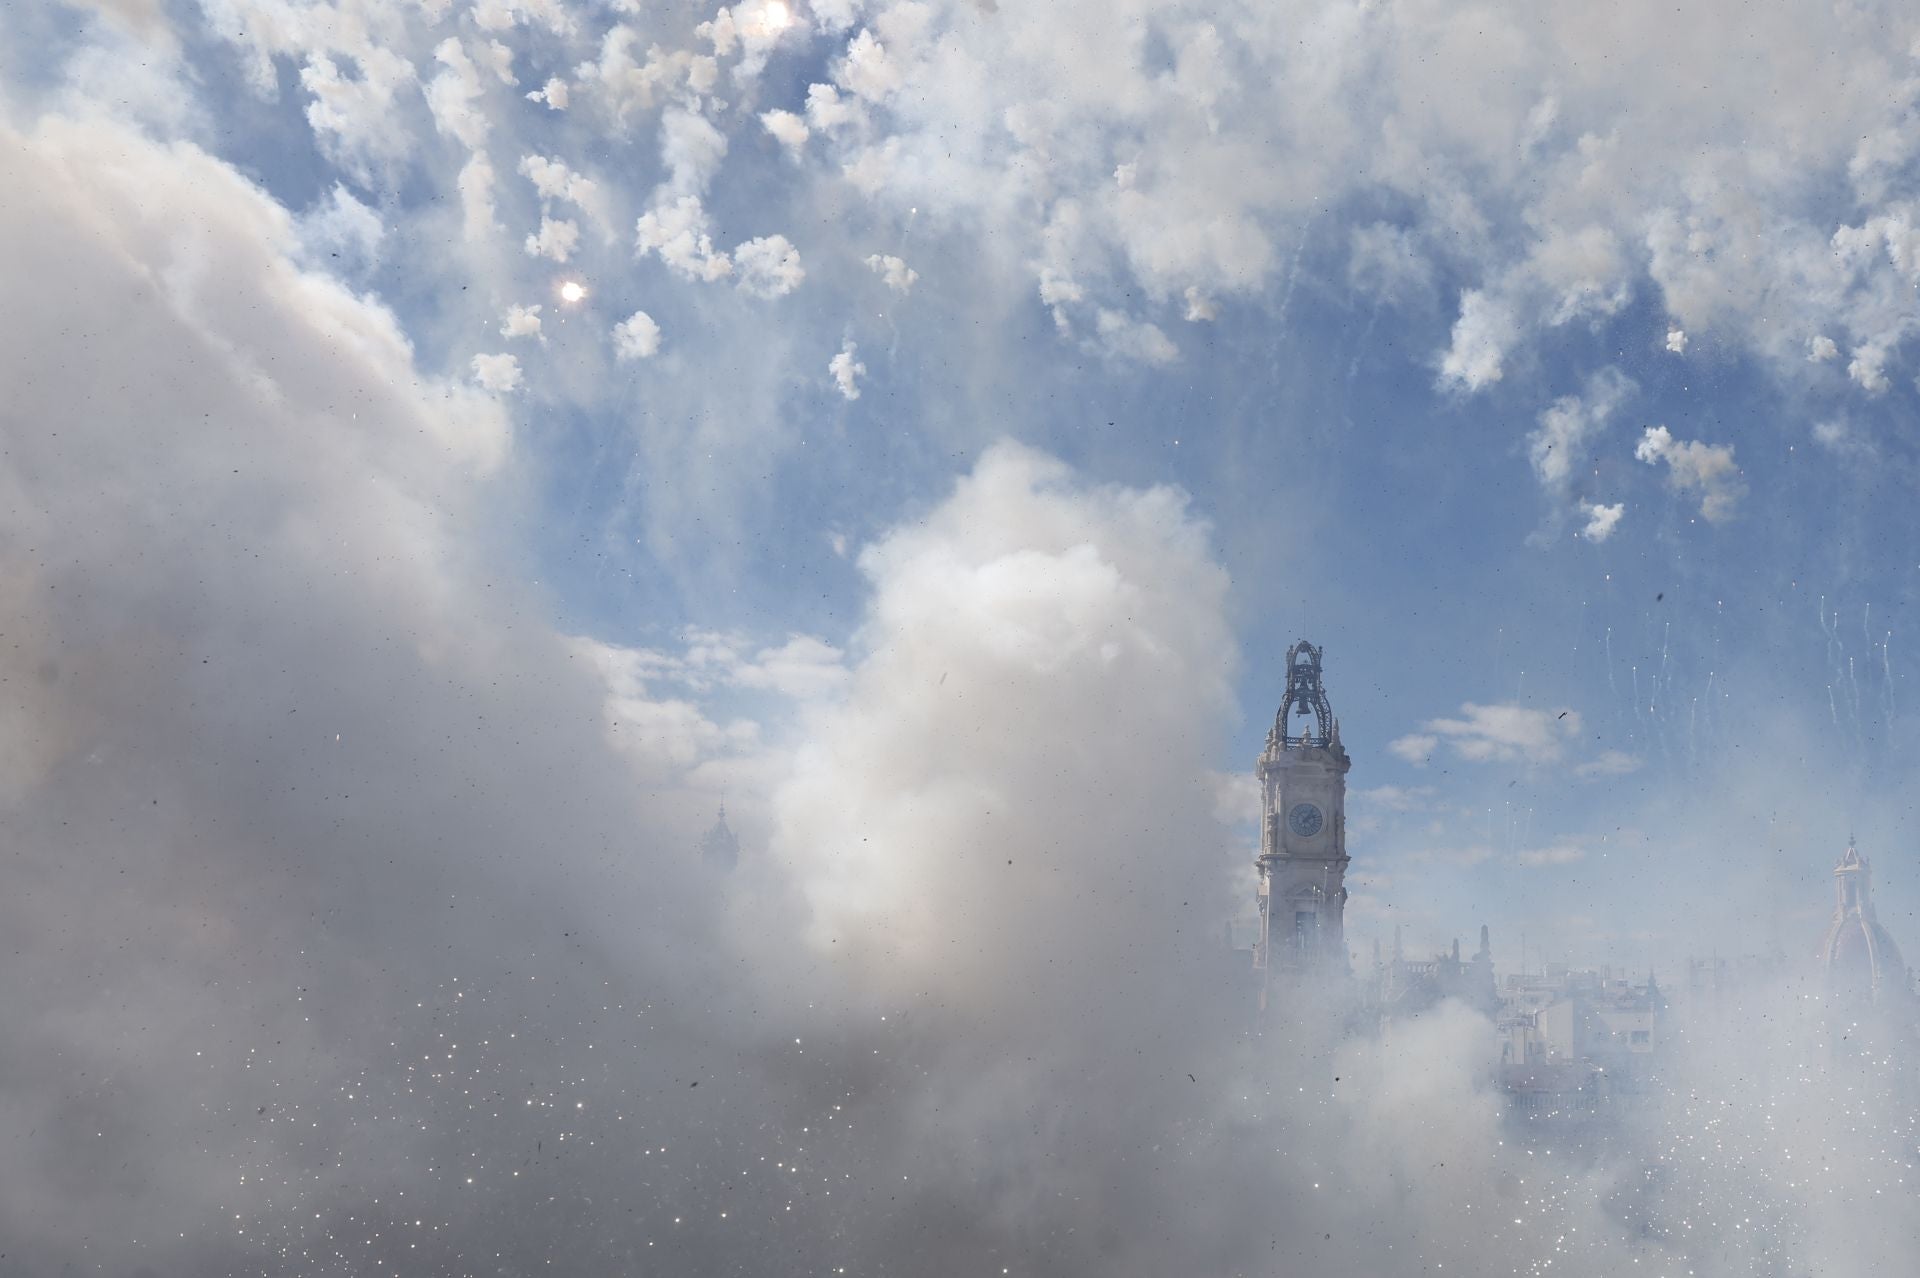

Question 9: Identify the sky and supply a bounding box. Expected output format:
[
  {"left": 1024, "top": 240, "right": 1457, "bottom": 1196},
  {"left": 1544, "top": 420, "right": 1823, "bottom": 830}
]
[{"left": 3, "top": 1, "right": 1920, "bottom": 1274}]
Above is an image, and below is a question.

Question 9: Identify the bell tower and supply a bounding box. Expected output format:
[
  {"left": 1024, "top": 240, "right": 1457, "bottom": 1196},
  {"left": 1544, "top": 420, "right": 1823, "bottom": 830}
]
[{"left": 1254, "top": 641, "right": 1352, "bottom": 995}]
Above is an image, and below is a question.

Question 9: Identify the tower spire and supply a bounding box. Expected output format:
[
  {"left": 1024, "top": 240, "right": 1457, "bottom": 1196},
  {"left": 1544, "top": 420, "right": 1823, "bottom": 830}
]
[
  {"left": 1271, "top": 640, "right": 1335, "bottom": 749},
  {"left": 1254, "top": 640, "right": 1353, "bottom": 995},
  {"left": 698, "top": 804, "right": 740, "bottom": 874}
]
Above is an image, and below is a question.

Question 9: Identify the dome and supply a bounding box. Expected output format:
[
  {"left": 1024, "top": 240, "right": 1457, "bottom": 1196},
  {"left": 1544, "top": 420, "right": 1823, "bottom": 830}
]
[
  {"left": 1821, "top": 841, "right": 1907, "bottom": 1003},
  {"left": 1826, "top": 916, "right": 1907, "bottom": 1001}
]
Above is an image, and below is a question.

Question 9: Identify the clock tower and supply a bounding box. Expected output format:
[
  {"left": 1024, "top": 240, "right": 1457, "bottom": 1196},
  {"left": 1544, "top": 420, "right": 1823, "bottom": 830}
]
[{"left": 1254, "top": 641, "right": 1352, "bottom": 994}]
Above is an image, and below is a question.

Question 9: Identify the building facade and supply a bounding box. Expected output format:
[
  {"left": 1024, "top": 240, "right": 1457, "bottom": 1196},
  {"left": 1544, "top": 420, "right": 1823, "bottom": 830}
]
[{"left": 1254, "top": 641, "right": 1352, "bottom": 996}]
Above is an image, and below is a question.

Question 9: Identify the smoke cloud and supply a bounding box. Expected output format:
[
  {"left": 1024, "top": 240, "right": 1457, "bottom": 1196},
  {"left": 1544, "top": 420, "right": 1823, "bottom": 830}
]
[{"left": 4, "top": 7, "right": 1919, "bottom": 1278}]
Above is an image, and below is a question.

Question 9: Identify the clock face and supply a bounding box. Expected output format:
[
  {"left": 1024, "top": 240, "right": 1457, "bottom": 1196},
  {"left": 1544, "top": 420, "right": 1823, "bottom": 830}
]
[{"left": 1287, "top": 802, "right": 1325, "bottom": 838}]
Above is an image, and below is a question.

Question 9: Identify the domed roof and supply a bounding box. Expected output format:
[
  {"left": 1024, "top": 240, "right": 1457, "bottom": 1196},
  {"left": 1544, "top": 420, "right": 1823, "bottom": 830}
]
[
  {"left": 1826, "top": 916, "right": 1906, "bottom": 999},
  {"left": 1821, "top": 841, "right": 1907, "bottom": 1002}
]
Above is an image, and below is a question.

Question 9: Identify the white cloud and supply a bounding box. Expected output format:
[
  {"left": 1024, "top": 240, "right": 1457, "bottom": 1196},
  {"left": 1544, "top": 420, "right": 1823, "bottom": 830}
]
[
  {"left": 1528, "top": 368, "right": 1634, "bottom": 495},
  {"left": 294, "top": 184, "right": 384, "bottom": 272},
  {"left": 635, "top": 195, "right": 733, "bottom": 282},
  {"left": 1352, "top": 784, "right": 1440, "bottom": 813},
  {"left": 659, "top": 106, "right": 729, "bottom": 194},
  {"left": 1524, "top": 369, "right": 1633, "bottom": 543},
  {"left": 809, "top": 0, "right": 857, "bottom": 31},
  {"left": 0, "top": 117, "right": 656, "bottom": 1261},
  {"left": 1437, "top": 290, "right": 1517, "bottom": 390},
  {"left": 1847, "top": 339, "right": 1891, "bottom": 393},
  {"left": 839, "top": 28, "right": 903, "bottom": 102},
  {"left": 471, "top": 351, "right": 523, "bottom": 392},
  {"left": 770, "top": 441, "right": 1234, "bottom": 998},
  {"left": 566, "top": 627, "right": 848, "bottom": 786},
  {"left": 1209, "top": 770, "right": 1259, "bottom": 827},
  {"left": 1515, "top": 842, "right": 1586, "bottom": 867},
  {"left": 202, "top": 0, "right": 1920, "bottom": 408},
  {"left": 297, "top": 47, "right": 417, "bottom": 182},
  {"left": 572, "top": 25, "right": 701, "bottom": 124},
  {"left": 500, "top": 303, "right": 543, "bottom": 339},
  {"left": 1811, "top": 417, "right": 1872, "bottom": 457},
  {"left": 865, "top": 252, "right": 918, "bottom": 295},
  {"left": 1665, "top": 327, "right": 1688, "bottom": 353},
  {"left": 1401, "top": 845, "right": 1496, "bottom": 868},
  {"left": 729, "top": 634, "right": 849, "bottom": 702},
  {"left": 480, "top": 37, "right": 516, "bottom": 86},
  {"left": 1183, "top": 286, "right": 1218, "bottom": 322},
  {"left": 571, "top": 636, "right": 762, "bottom": 774},
  {"left": 760, "top": 108, "right": 810, "bottom": 155},
  {"left": 803, "top": 82, "right": 861, "bottom": 132},
  {"left": 1403, "top": 703, "right": 1582, "bottom": 767},
  {"left": 1575, "top": 750, "right": 1642, "bottom": 778},
  {"left": 1093, "top": 308, "right": 1177, "bottom": 364},
  {"left": 523, "top": 214, "right": 580, "bottom": 262},
  {"left": 518, "top": 154, "right": 598, "bottom": 210},
  {"left": 470, "top": 0, "right": 576, "bottom": 36},
  {"left": 613, "top": 310, "right": 662, "bottom": 360},
  {"left": 525, "top": 76, "right": 568, "bottom": 109},
  {"left": 733, "top": 233, "right": 805, "bottom": 297},
  {"left": 829, "top": 340, "right": 865, "bottom": 400},
  {"left": 1578, "top": 501, "right": 1624, "bottom": 542},
  {"left": 456, "top": 152, "right": 500, "bottom": 243},
  {"left": 1388, "top": 734, "right": 1439, "bottom": 766},
  {"left": 629, "top": 109, "right": 736, "bottom": 284},
  {"left": 745, "top": 2, "right": 1920, "bottom": 404},
  {"left": 1635, "top": 425, "right": 1745, "bottom": 522},
  {"left": 1808, "top": 334, "right": 1840, "bottom": 362},
  {"left": 1348, "top": 223, "right": 1436, "bottom": 307},
  {"left": 423, "top": 37, "right": 490, "bottom": 151}
]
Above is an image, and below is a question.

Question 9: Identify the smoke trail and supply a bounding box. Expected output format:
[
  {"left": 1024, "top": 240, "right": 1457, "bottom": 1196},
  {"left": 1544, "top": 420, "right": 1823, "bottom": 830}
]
[
  {"left": 1702, "top": 667, "right": 1718, "bottom": 749},
  {"left": 1848, "top": 655, "right": 1862, "bottom": 747},
  {"left": 1884, "top": 629, "right": 1896, "bottom": 724},
  {"left": 1603, "top": 624, "right": 1617, "bottom": 701},
  {"left": 1657, "top": 620, "right": 1671, "bottom": 697},
  {"left": 1819, "top": 595, "right": 1837, "bottom": 673},
  {"left": 1273, "top": 214, "right": 1318, "bottom": 326},
  {"left": 1631, "top": 663, "right": 1647, "bottom": 748}
]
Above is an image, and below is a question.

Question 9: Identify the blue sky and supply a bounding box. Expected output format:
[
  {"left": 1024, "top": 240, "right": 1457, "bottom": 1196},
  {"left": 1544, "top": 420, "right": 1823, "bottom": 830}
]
[{"left": 9, "top": 0, "right": 1914, "bottom": 971}]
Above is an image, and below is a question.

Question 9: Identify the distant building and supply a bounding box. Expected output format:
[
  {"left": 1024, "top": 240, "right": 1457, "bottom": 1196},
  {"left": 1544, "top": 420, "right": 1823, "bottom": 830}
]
[
  {"left": 1820, "top": 839, "right": 1908, "bottom": 1005},
  {"left": 1230, "top": 649, "right": 1915, "bottom": 1106},
  {"left": 1496, "top": 966, "right": 1665, "bottom": 1118},
  {"left": 698, "top": 806, "right": 739, "bottom": 873},
  {"left": 1683, "top": 951, "right": 1787, "bottom": 1010},
  {"left": 1376, "top": 924, "right": 1498, "bottom": 1020},
  {"left": 1253, "top": 641, "right": 1352, "bottom": 1002}
]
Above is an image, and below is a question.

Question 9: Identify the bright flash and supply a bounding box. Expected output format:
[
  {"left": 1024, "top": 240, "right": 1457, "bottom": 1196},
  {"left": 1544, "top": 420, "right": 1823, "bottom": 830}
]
[
  {"left": 559, "top": 281, "right": 586, "bottom": 303},
  {"left": 762, "top": 1, "right": 793, "bottom": 31}
]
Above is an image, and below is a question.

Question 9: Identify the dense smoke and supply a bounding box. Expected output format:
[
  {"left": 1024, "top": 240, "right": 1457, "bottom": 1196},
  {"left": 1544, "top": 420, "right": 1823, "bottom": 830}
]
[
  {"left": 1, "top": 116, "right": 1913, "bottom": 1278},
  {"left": 5, "top": 2, "right": 1920, "bottom": 1275}
]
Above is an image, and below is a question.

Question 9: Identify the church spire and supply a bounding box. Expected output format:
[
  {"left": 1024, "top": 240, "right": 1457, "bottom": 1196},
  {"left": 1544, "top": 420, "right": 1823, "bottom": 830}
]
[{"left": 698, "top": 805, "right": 740, "bottom": 874}]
